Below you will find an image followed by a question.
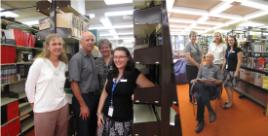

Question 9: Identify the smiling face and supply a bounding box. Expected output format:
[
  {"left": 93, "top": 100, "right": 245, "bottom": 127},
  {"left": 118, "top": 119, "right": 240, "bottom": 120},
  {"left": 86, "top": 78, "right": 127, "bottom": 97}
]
[
  {"left": 214, "top": 33, "right": 222, "bottom": 43},
  {"left": 205, "top": 53, "right": 214, "bottom": 65},
  {"left": 100, "top": 43, "right": 112, "bottom": 58},
  {"left": 228, "top": 36, "right": 235, "bottom": 47},
  {"left": 47, "top": 38, "right": 64, "bottom": 58},
  {"left": 190, "top": 33, "right": 197, "bottom": 43},
  {"left": 113, "top": 50, "right": 129, "bottom": 70},
  {"left": 80, "top": 32, "right": 95, "bottom": 53}
]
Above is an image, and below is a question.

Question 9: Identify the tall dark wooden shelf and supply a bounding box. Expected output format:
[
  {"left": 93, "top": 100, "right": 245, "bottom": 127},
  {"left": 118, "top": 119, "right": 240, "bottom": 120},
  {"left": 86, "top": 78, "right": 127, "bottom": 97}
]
[{"left": 132, "top": 1, "right": 182, "bottom": 135}]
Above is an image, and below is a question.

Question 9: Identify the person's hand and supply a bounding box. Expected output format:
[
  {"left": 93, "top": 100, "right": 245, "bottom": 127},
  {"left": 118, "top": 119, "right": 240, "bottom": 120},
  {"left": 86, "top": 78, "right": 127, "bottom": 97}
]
[
  {"left": 97, "top": 113, "right": 104, "bottom": 128},
  {"left": 191, "top": 79, "right": 197, "bottom": 84},
  {"left": 80, "top": 105, "right": 90, "bottom": 120},
  {"left": 234, "top": 71, "right": 239, "bottom": 77},
  {"left": 196, "top": 64, "right": 201, "bottom": 69},
  {"left": 131, "top": 94, "right": 134, "bottom": 101}
]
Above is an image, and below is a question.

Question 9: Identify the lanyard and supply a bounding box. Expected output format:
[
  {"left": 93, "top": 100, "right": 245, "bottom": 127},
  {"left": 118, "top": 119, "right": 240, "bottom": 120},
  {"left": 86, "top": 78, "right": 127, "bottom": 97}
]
[{"left": 110, "top": 75, "right": 122, "bottom": 106}]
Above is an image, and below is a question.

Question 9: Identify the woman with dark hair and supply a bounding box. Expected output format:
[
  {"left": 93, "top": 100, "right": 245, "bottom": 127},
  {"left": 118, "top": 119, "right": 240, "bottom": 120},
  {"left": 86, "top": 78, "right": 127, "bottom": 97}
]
[
  {"left": 97, "top": 47, "right": 154, "bottom": 136},
  {"left": 222, "top": 35, "right": 243, "bottom": 109}
]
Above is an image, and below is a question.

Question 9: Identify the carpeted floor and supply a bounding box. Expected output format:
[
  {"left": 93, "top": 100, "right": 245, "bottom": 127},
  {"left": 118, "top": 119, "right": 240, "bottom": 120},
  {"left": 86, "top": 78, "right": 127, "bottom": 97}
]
[
  {"left": 177, "top": 84, "right": 268, "bottom": 136},
  {"left": 25, "top": 84, "right": 268, "bottom": 136}
]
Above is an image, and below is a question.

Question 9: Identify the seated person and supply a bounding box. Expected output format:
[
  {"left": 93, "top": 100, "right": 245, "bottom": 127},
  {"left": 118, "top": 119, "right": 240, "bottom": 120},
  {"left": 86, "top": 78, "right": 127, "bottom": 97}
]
[{"left": 191, "top": 53, "right": 223, "bottom": 133}]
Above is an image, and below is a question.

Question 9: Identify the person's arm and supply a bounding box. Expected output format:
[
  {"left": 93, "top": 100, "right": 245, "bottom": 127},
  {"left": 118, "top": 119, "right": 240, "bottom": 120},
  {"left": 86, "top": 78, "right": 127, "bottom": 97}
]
[
  {"left": 97, "top": 81, "right": 108, "bottom": 128},
  {"left": 71, "top": 82, "right": 89, "bottom": 120},
  {"left": 185, "top": 52, "right": 200, "bottom": 68},
  {"left": 235, "top": 52, "right": 243, "bottom": 77},
  {"left": 222, "top": 50, "right": 227, "bottom": 72},
  {"left": 25, "top": 58, "right": 43, "bottom": 108},
  {"left": 136, "top": 73, "right": 155, "bottom": 88},
  {"left": 184, "top": 44, "right": 200, "bottom": 68},
  {"left": 69, "top": 57, "right": 89, "bottom": 120}
]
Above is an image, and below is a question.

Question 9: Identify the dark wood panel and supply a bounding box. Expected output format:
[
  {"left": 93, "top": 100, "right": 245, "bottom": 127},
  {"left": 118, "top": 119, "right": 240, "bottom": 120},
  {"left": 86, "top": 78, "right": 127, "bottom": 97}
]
[
  {"left": 133, "top": 122, "right": 160, "bottom": 136},
  {"left": 134, "top": 87, "right": 161, "bottom": 105},
  {"left": 134, "top": 46, "right": 161, "bottom": 64}
]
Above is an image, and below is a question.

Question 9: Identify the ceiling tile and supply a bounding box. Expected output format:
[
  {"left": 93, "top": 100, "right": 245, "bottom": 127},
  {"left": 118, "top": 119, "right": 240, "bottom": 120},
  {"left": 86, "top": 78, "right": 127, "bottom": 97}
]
[
  {"left": 170, "top": 13, "right": 200, "bottom": 20},
  {"left": 224, "top": 4, "right": 259, "bottom": 16},
  {"left": 174, "top": 0, "right": 221, "bottom": 10},
  {"left": 207, "top": 16, "right": 230, "bottom": 23}
]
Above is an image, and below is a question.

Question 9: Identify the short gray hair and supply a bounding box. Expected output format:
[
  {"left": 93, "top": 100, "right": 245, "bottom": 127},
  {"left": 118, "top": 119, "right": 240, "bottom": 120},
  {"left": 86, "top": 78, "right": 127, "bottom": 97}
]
[{"left": 98, "top": 39, "right": 112, "bottom": 49}]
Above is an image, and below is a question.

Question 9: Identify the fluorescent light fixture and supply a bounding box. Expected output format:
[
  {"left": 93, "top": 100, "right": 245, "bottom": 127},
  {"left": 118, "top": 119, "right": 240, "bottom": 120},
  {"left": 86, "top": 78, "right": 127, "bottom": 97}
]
[
  {"left": 190, "top": 22, "right": 197, "bottom": 28},
  {"left": 23, "top": 20, "right": 39, "bottom": 26},
  {"left": 113, "top": 35, "right": 120, "bottom": 39},
  {"left": 100, "top": 32, "right": 133, "bottom": 37},
  {"left": 114, "top": 24, "right": 133, "bottom": 29},
  {"left": 104, "top": 0, "right": 133, "bottom": 5},
  {"left": 170, "top": 24, "right": 188, "bottom": 29},
  {"left": 169, "top": 18, "right": 195, "bottom": 23},
  {"left": 89, "top": 13, "right": 95, "bottom": 19},
  {"left": 211, "top": 13, "right": 242, "bottom": 20},
  {"left": 105, "top": 10, "right": 133, "bottom": 17},
  {"left": 100, "top": 17, "right": 113, "bottom": 28},
  {"left": 239, "top": 21, "right": 265, "bottom": 27},
  {"left": 166, "top": 0, "right": 175, "bottom": 11},
  {"left": 239, "top": 0, "right": 268, "bottom": 11},
  {"left": 199, "top": 21, "right": 223, "bottom": 26},
  {"left": 170, "top": 6, "right": 208, "bottom": 16},
  {"left": 196, "top": 16, "right": 209, "bottom": 24},
  {"left": 0, "top": 10, "right": 19, "bottom": 18},
  {"left": 193, "top": 26, "right": 210, "bottom": 30},
  {"left": 109, "top": 29, "right": 117, "bottom": 35},
  {"left": 244, "top": 10, "right": 268, "bottom": 20}
]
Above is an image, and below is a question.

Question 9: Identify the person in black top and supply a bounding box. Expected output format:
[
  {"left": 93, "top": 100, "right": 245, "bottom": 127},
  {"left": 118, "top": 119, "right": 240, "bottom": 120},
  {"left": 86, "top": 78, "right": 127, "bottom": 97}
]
[
  {"left": 222, "top": 35, "right": 243, "bottom": 109},
  {"left": 97, "top": 47, "right": 154, "bottom": 136}
]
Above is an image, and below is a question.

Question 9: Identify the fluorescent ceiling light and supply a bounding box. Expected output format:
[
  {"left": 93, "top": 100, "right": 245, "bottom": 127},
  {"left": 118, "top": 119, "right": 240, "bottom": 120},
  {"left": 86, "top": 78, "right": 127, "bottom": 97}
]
[
  {"left": 104, "top": 0, "right": 133, "bottom": 5},
  {"left": 169, "top": 18, "right": 195, "bottom": 23},
  {"left": 23, "top": 20, "right": 39, "bottom": 26},
  {"left": 170, "top": 24, "right": 188, "bottom": 29},
  {"left": 239, "top": 0, "right": 268, "bottom": 11},
  {"left": 166, "top": 0, "right": 175, "bottom": 11},
  {"left": 114, "top": 24, "right": 133, "bottom": 29},
  {"left": 199, "top": 21, "right": 223, "bottom": 26},
  {"left": 105, "top": 10, "right": 133, "bottom": 17},
  {"left": 109, "top": 29, "right": 117, "bottom": 35},
  {"left": 190, "top": 22, "right": 197, "bottom": 28},
  {"left": 88, "top": 24, "right": 133, "bottom": 30},
  {"left": 211, "top": 13, "right": 242, "bottom": 20},
  {"left": 196, "top": 16, "right": 209, "bottom": 24},
  {"left": 239, "top": 21, "right": 265, "bottom": 27},
  {"left": 0, "top": 10, "right": 19, "bottom": 18},
  {"left": 100, "top": 17, "right": 113, "bottom": 28},
  {"left": 100, "top": 32, "right": 133, "bottom": 37},
  {"left": 113, "top": 35, "right": 120, "bottom": 39},
  {"left": 89, "top": 13, "right": 95, "bottom": 19},
  {"left": 170, "top": 7, "right": 208, "bottom": 16},
  {"left": 244, "top": 10, "right": 268, "bottom": 20}
]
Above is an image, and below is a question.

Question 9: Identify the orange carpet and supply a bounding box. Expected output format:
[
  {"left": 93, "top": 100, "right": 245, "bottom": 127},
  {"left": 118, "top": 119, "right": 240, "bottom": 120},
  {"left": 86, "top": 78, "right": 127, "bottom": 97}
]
[{"left": 177, "top": 84, "right": 268, "bottom": 136}]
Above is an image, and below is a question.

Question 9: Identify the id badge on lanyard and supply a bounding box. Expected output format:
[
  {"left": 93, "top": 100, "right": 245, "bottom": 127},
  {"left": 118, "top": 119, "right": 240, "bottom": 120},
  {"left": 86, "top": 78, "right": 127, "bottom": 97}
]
[
  {"left": 108, "top": 77, "right": 121, "bottom": 117},
  {"left": 226, "top": 50, "right": 232, "bottom": 69}
]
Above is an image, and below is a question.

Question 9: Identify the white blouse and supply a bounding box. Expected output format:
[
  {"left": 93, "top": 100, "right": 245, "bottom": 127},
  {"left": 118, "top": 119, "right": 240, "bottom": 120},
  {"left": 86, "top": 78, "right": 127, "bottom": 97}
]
[
  {"left": 25, "top": 58, "right": 67, "bottom": 113},
  {"left": 208, "top": 43, "right": 227, "bottom": 65}
]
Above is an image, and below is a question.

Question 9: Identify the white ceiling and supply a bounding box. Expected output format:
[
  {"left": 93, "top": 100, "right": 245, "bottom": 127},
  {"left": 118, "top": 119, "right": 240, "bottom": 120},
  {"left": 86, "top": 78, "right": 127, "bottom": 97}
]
[
  {"left": 168, "top": 0, "right": 268, "bottom": 35},
  {"left": 1, "top": 0, "right": 268, "bottom": 40}
]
